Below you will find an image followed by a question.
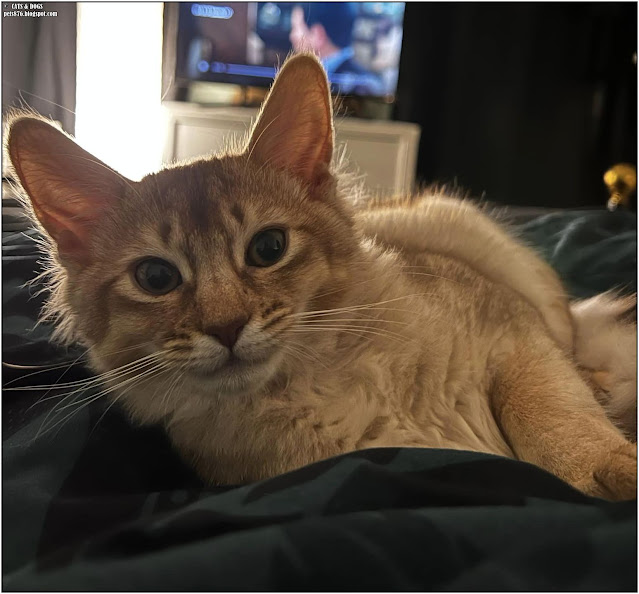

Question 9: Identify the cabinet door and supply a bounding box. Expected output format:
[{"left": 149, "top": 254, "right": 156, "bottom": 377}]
[
  {"left": 170, "top": 118, "right": 251, "bottom": 162},
  {"left": 336, "top": 132, "right": 412, "bottom": 196}
]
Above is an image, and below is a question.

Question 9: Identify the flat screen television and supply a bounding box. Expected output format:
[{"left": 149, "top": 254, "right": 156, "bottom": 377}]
[{"left": 165, "top": 2, "right": 406, "bottom": 100}]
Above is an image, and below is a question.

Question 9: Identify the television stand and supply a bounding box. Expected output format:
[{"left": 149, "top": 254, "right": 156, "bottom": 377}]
[{"left": 162, "top": 101, "right": 421, "bottom": 197}]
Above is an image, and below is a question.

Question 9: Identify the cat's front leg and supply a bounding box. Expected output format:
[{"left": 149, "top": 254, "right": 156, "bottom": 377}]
[{"left": 489, "top": 322, "right": 637, "bottom": 501}]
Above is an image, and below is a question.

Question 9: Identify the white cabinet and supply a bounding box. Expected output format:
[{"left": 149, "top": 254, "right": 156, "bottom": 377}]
[{"left": 163, "top": 102, "right": 420, "bottom": 197}]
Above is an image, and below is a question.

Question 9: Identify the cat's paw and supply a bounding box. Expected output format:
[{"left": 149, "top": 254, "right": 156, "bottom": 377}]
[{"left": 575, "top": 441, "right": 637, "bottom": 501}]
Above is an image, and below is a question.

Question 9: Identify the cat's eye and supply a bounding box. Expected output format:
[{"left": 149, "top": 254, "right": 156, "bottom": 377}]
[
  {"left": 134, "top": 258, "right": 182, "bottom": 295},
  {"left": 246, "top": 228, "right": 287, "bottom": 267}
]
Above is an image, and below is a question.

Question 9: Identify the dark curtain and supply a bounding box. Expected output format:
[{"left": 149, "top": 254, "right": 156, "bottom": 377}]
[
  {"left": 395, "top": 3, "right": 637, "bottom": 208},
  {"left": 2, "top": 2, "right": 77, "bottom": 136}
]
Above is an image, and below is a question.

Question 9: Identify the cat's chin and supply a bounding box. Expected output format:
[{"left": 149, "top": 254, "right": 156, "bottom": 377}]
[{"left": 190, "top": 355, "right": 278, "bottom": 395}]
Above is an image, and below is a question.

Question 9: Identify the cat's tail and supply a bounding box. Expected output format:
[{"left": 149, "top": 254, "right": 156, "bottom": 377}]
[{"left": 570, "top": 292, "right": 637, "bottom": 441}]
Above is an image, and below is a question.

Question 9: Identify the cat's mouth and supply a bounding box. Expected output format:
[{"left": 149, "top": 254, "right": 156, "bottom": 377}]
[
  {"left": 188, "top": 352, "right": 276, "bottom": 393},
  {"left": 191, "top": 354, "right": 250, "bottom": 375}
]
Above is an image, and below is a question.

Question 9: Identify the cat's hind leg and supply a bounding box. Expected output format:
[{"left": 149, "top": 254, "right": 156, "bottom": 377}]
[{"left": 490, "top": 325, "right": 637, "bottom": 501}]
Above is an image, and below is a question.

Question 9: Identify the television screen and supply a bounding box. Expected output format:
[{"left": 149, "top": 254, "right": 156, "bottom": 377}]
[{"left": 176, "top": 2, "right": 406, "bottom": 98}]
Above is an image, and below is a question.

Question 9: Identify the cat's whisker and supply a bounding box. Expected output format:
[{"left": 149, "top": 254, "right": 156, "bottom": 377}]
[
  {"left": 26, "top": 353, "right": 170, "bottom": 438},
  {"left": 290, "top": 293, "right": 435, "bottom": 319},
  {"left": 284, "top": 340, "right": 331, "bottom": 371},
  {"left": 20, "top": 364, "right": 152, "bottom": 404},
  {"left": 9, "top": 374, "right": 116, "bottom": 392},
  {"left": 294, "top": 306, "right": 415, "bottom": 320},
  {"left": 36, "top": 366, "right": 170, "bottom": 438},
  {"left": 97, "top": 341, "right": 160, "bottom": 358},
  {"left": 307, "top": 264, "right": 415, "bottom": 300},
  {"left": 4, "top": 348, "right": 90, "bottom": 392},
  {"left": 88, "top": 363, "right": 174, "bottom": 438},
  {"left": 160, "top": 362, "right": 190, "bottom": 418},
  {"left": 401, "top": 270, "right": 464, "bottom": 285},
  {"left": 280, "top": 343, "right": 317, "bottom": 369},
  {"left": 41, "top": 362, "right": 171, "bottom": 441},
  {"left": 312, "top": 262, "right": 463, "bottom": 291},
  {"left": 2, "top": 340, "right": 158, "bottom": 387},
  {"left": 311, "top": 276, "right": 383, "bottom": 301},
  {"left": 37, "top": 388, "right": 114, "bottom": 441},
  {"left": 164, "top": 370, "right": 189, "bottom": 418},
  {"left": 296, "top": 294, "right": 447, "bottom": 320},
  {"left": 307, "top": 327, "right": 410, "bottom": 344},
  {"left": 87, "top": 390, "right": 130, "bottom": 441},
  {"left": 290, "top": 325, "right": 411, "bottom": 345},
  {"left": 21, "top": 347, "right": 93, "bottom": 414},
  {"left": 160, "top": 371, "right": 179, "bottom": 419},
  {"left": 53, "top": 359, "right": 171, "bottom": 413},
  {"left": 3, "top": 359, "right": 87, "bottom": 371},
  {"left": 296, "top": 318, "right": 412, "bottom": 335},
  {"left": 7, "top": 351, "right": 165, "bottom": 392},
  {"left": 297, "top": 316, "right": 410, "bottom": 326},
  {"left": 296, "top": 314, "right": 411, "bottom": 331},
  {"left": 291, "top": 327, "right": 405, "bottom": 346},
  {"left": 75, "top": 352, "right": 171, "bottom": 392},
  {"left": 44, "top": 358, "right": 170, "bottom": 422},
  {"left": 147, "top": 363, "right": 175, "bottom": 412},
  {"left": 295, "top": 321, "right": 410, "bottom": 342}
]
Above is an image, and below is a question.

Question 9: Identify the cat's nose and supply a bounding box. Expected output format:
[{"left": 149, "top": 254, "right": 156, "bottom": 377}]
[{"left": 204, "top": 316, "right": 248, "bottom": 349}]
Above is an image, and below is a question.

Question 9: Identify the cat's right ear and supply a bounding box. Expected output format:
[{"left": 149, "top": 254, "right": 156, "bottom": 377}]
[
  {"left": 246, "top": 53, "right": 334, "bottom": 191},
  {"left": 6, "top": 116, "right": 129, "bottom": 264}
]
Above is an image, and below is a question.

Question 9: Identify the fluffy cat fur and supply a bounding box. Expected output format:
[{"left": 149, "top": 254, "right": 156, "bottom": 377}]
[{"left": 6, "top": 54, "right": 637, "bottom": 499}]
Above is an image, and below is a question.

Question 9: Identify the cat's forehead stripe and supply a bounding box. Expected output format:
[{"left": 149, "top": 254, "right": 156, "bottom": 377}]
[
  {"left": 159, "top": 220, "right": 171, "bottom": 245},
  {"left": 230, "top": 204, "right": 244, "bottom": 225},
  {"left": 186, "top": 191, "right": 214, "bottom": 235}
]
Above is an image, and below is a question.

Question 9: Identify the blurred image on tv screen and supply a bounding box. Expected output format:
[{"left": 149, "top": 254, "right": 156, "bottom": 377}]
[{"left": 177, "top": 2, "right": 406, "bottom": 97}]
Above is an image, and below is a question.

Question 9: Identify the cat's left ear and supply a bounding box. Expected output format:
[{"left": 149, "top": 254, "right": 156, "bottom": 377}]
[
  {"left": 246, "top": 53, "right": 334, "bottom": 190},
  {"left": 7, "top": 116, "right": 129, "bottom": 264}
]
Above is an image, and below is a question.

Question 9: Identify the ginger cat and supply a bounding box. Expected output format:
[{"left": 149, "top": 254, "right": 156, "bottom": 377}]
[{"left": 6, "top": 54, "right": 637, "bottom": 499}]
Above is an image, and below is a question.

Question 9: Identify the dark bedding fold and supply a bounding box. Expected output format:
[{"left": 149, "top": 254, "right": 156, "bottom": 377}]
[{"left": 2, "top": 207, "right": 636, "bottom": 591}]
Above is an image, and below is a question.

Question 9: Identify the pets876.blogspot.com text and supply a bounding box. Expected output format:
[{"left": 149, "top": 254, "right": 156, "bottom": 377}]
[{"left": 4, "top": 3, "right": 57, "bottom": 18}]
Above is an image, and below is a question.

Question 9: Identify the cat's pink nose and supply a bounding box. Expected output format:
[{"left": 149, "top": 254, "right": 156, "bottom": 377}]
[{"left": 205, "top": 317, "right": 248, "bottom": 350}]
